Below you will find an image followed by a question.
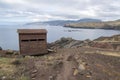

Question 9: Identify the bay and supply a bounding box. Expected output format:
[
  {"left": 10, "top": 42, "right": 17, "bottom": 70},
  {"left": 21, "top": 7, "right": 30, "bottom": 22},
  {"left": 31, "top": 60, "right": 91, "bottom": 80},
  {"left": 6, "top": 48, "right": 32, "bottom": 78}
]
[{"left": 0, "top": 24, "right": 120, "bottom": 50}]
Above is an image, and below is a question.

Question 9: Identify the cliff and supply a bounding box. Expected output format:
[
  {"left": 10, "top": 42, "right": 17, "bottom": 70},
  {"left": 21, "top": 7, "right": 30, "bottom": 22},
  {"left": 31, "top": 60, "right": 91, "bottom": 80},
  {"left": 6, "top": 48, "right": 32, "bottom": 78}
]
[
  {"left": 64, "top": 20, "right": 120, "bottom": 30},
  {"left": 48, "top": 34, "right": 120, "bottom": 51}
]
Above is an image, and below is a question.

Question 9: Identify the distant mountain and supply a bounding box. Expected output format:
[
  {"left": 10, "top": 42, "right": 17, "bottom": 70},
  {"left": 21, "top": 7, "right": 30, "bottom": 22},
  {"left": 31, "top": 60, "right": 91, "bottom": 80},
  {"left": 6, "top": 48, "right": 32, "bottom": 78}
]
[
  {"left": 115, "top": 19, "right": 120, "bottom": 21},
  {"left": 0, "top": 22, "right": 25, "bottom": 26},
  {"left": 42, "top": 20, "right": 75, "bottom": 26},
  {"left": 77, "top": 18, "right": 102, "bottom": 22},
  {"left": 25, "top": 20, "right": 75, "bottom": 26},
  {"left": 26, "top": 18, "right": 102, "bottom": 26},
  {"left": 25, "top": 22, "right": 43, "bottom": 25}
]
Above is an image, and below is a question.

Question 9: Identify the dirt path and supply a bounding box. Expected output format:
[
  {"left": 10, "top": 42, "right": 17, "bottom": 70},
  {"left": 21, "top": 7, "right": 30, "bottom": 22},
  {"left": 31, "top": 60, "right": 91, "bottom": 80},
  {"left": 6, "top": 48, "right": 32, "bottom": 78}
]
[{"left": 23, "top": 47, "right": 120, "bottom": 80}]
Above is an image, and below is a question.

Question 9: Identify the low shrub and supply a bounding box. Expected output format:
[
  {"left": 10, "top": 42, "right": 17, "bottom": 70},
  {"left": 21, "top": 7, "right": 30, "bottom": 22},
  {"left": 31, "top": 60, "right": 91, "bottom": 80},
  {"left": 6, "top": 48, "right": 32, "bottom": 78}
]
[{"left": 11, "top": 59, "right": 21, "bottom": 65}]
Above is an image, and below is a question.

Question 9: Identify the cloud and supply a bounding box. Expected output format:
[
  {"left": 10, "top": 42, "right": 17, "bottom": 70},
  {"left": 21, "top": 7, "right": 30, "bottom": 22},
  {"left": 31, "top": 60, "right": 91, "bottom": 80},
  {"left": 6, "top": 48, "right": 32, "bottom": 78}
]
[{"left": 0, "top": 0, "right": 120, "bottom": 22}]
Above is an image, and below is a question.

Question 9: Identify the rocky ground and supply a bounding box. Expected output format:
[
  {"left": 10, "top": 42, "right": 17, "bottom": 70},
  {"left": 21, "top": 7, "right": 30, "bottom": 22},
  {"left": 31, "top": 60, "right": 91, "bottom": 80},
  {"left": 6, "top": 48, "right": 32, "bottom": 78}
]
[
  {"left": 0, "top": 34, "right": 120, "bottom": 80},
  {"left": 48, "top": 34, "right": 120, "bottom": 51},
  {"left": 0, "top": 47, "right": 120, "bottom": 80}
]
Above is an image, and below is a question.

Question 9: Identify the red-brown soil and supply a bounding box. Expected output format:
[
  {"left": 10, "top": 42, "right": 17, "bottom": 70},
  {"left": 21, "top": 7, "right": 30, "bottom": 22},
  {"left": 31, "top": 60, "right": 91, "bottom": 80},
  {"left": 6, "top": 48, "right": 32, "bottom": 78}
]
[{"left": 22, "top": 48, "right": 120, "bottom": 80}]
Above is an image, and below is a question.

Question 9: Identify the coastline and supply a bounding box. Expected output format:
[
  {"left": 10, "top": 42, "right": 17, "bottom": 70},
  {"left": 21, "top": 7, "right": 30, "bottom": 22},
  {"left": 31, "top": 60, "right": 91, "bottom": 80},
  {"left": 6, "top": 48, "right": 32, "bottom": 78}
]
[
  {"left": 64, "top": 26, "right": 120, "bottom": 30},
  {"left": 64, "top": 20, "right": 120, "bottom": 30}
]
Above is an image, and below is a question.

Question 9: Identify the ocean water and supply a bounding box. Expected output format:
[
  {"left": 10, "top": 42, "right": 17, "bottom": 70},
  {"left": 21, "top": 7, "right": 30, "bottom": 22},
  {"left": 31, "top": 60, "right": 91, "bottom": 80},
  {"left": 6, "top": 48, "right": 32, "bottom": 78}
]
[{"left": 0, "top": 24, "right": 120, "bottom": 50}]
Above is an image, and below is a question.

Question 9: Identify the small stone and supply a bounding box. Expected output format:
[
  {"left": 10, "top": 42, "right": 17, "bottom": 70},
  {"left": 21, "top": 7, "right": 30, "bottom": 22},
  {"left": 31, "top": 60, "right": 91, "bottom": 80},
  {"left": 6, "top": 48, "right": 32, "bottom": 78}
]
[
  {"left": 47, "top": 49, "right": 54, "bottom": 52},
  {"left": 65, "top": 54, "right": 75, "bottom": 61},
  {"left": 49, "top": 75, "right": 56, "bottom": 80},
  {"left": 31, "top": 74, "right": 36, "bottom": 78},
  {"left": 32, "top": 70, "right": 37, "bottom": 73},
  {"left": 32, "top": 78, "right": 36, "bottom": 80},
  {"left": 78, "top": 64, "right": 86, "bottom": 71},
  {"left": 86, "top": 75, "right": 92, "bottom": 78},
  {"left": 49, "top": 76, "right": 53, "bottom": 80},
  {"left": 73, "top": 69, "right": 79, "bottom": 76},
  {"left": 56, "top": 71, "right": 59, "bottom": 74},
  {"left": 2, "top": 76, "right": 6, "bottom": 80},
  {"left": 87, "top": 71, "right": 92, "bottom": 75}
]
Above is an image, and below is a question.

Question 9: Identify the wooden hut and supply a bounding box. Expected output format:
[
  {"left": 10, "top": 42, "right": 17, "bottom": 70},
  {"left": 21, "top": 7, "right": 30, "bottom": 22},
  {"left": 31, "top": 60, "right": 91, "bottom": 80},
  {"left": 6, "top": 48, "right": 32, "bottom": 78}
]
[{"left": 17, "top": 29, "right": 47, "bottom": 56}]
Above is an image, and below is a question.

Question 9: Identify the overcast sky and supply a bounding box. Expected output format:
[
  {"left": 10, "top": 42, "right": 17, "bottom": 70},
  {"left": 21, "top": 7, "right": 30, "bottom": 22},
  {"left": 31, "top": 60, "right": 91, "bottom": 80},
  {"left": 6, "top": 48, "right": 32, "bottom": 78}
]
[{"left": 0, "top": 0, "right": 120, "bottom": 22}]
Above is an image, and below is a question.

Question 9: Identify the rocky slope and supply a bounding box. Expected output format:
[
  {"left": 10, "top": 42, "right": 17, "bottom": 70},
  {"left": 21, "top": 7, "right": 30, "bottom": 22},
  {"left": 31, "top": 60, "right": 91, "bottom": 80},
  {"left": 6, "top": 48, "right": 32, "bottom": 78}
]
[
  {"left": 93, "top": 34, "right": 120, "bottom": 50},
  {"left": 94, "top": 34, "right": 120, "bottom": 42},
  {"left": 23, "top": 48, "right": 120, "bottom": 80},
  {"left": 48, "top": 34, "right": 120, "bottom": 51},
  {"left": 64, "top": 20, "right": 120, "bottom": 30},
  {"left": 0, "top": 47, "right": 120, "bottom": 80},
  {"left": 0, "top": 34, "right": 120, "bottom": 80},
  {"left": 48, "top": 37, "right": 90, "bottom": 49}
]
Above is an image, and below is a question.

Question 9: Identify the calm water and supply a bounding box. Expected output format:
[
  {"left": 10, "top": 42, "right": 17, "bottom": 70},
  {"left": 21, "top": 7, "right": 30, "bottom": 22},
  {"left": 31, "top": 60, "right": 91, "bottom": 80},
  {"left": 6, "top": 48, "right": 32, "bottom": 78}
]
[{"left": 0, "top": 24, "right": 120, "bottom": 50}]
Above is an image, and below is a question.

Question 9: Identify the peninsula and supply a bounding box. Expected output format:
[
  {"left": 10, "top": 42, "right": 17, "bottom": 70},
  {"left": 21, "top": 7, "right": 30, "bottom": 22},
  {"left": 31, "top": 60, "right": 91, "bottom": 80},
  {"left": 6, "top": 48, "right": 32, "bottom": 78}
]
[{"left": 64, "top": 19, "right": 120, "bottom": 30}]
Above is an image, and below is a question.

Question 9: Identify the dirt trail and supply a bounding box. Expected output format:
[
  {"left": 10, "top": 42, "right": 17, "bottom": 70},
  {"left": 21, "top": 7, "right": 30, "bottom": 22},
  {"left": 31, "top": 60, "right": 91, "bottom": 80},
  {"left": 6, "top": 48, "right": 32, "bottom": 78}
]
[{"left": 23, "top": 47, "right": 120, "bottom": 80}]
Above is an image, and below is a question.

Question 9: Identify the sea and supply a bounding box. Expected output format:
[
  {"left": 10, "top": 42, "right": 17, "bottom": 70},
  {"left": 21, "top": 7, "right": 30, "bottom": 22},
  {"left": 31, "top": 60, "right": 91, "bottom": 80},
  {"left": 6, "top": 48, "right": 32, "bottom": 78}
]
[{"left": 0, "top": 24, "right": 120, "bottom": 50}]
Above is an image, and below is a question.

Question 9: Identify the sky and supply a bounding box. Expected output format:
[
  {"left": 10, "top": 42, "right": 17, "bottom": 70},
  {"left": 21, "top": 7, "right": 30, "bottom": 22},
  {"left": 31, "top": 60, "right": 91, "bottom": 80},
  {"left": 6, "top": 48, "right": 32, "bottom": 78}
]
[{"left": 0, "top": 0, "right": 120, "bottom": 23}]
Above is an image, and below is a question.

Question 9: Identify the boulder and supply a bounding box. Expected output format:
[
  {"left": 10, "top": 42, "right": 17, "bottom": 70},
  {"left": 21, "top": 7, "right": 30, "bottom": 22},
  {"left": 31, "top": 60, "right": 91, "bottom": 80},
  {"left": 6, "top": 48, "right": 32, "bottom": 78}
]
[{"left": 0, "top": 47, "right": 2, "bottom": 50}]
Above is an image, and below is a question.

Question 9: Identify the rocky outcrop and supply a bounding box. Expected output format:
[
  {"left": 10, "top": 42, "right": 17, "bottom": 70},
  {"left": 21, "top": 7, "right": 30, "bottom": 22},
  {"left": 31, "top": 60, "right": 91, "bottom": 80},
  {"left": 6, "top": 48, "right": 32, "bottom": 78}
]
[
  {"left": 90, "top": 42, "right": 114, "bottom": 50},
  {"left": 48, "top": 35, "right": 120, "bottom": 51},
  {"left": 93, "top": 34, "right": 120, "bottom": 50},
  {"left": 94, "top": 34, "right": 120, "bottom": 42},
  {"left": 48, "top": 37, "right": 91, "bottom": 49}
]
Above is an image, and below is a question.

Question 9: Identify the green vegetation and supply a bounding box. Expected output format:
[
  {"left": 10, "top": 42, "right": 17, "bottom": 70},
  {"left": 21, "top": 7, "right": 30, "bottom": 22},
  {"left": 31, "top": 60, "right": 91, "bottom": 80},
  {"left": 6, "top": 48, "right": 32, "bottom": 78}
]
[{"left": 18, "top": 75, "right": 30, "bottom": 80}]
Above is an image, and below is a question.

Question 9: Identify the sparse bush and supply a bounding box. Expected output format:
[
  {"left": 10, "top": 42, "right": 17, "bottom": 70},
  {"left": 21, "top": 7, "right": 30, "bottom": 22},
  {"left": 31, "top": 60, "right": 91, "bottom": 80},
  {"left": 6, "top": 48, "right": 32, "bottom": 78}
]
[
  {"left": 11, "top": 59, "right": 21, "bottom": 65},
  {"left": 18, "top": 75, "right": 30, "bottom": 80},
  {"left": 6, "top": 49, "right": 14, "bottom": 55}
]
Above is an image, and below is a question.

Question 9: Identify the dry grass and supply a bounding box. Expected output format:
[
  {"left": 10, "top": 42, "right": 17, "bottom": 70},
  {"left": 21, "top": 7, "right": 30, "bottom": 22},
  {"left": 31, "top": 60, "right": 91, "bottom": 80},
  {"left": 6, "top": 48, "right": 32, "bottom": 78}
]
[
  {"left": 0, "top": 57, "right": 29, "bottom": 80},
  {"left": 17, "top": 75, "right": 30, "bottom": 80},
  {"left": 84, "top": 51, "right": 120, "bottom": 57},
  {"left": 98, "top": 51, "right": 120, "bottom": 57},
  {"left": 42, "top": 54, "right": 63, "bottom": 61},
  {"left": 0, "top": 58, "right": 16, "bottom": 80}
]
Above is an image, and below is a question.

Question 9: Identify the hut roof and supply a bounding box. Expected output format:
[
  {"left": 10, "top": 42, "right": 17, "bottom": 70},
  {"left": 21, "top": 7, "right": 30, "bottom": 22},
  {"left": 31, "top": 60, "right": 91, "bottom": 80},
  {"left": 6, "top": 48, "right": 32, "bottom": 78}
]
[{"left": 17, "top": 29, "right": 47, "bottom": 34}]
